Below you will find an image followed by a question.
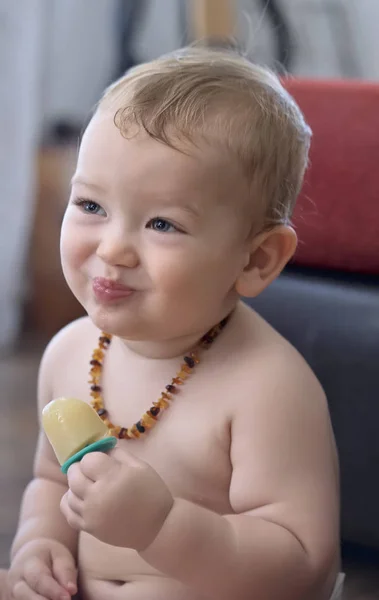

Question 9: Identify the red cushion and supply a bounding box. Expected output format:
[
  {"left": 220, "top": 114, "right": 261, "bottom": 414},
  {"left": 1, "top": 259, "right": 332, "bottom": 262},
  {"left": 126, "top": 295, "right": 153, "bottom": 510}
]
[{"left": 284, "top": 79, "right": 379, "bottom": 274}]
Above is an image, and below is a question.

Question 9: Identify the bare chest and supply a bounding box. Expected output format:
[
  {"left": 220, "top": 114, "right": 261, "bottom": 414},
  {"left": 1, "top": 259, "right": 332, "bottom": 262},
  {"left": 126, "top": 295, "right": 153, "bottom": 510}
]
[
  {"left": 54, "top": 335, "right": 241, "bottom": 590},
  {"left": 57, "top": 339, "right": 237, "bottom": 510}
]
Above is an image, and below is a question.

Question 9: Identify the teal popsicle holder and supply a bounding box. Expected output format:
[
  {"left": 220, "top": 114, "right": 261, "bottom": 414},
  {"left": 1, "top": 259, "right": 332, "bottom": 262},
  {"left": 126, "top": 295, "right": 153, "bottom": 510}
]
[{"left": 60, "top": 436, "right": 117, "bottom": 474}]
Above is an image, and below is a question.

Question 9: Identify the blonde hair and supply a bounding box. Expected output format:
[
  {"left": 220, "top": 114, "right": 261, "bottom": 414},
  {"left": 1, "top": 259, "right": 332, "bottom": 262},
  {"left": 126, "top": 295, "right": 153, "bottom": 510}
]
[{"left": 99, "top": 45, "right": 311, "bottom": 228}]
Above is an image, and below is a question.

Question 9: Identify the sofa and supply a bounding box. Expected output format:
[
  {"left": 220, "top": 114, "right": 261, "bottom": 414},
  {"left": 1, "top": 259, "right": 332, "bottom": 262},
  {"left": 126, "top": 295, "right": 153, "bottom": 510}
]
[{"left": 245, "top": 78, "right": 379, "bottom": 552}]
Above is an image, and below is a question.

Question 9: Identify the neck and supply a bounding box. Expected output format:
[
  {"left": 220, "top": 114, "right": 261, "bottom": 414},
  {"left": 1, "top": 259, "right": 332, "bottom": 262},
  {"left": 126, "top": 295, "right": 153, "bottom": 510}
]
[{"left": 116, "top": 313, "right": 234, "bottom": 360}]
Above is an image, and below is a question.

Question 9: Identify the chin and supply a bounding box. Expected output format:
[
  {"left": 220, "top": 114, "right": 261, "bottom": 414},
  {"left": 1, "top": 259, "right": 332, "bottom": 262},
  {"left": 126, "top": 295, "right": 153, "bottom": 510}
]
[{"left": 87, "top": 304, "right": 147, "bottom": 339}]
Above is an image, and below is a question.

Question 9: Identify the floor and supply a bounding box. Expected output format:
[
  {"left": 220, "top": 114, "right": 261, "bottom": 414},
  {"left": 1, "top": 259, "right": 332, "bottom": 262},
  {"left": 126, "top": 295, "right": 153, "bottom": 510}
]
[{"left": 1, "top": 337, "right": 378, "bottom": 598}]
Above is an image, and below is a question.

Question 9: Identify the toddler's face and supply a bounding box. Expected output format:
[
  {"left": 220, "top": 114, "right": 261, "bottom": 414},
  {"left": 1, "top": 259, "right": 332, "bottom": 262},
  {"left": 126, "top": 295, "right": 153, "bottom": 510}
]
[{"left": 61, "top": 111, "right": 251, "bottom": 341}]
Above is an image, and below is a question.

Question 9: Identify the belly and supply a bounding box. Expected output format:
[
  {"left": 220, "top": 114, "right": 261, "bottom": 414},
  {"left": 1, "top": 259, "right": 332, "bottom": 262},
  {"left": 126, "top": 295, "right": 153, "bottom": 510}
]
[
  {"left": 78, "top": 533, "right": 206, "bottom": 600},
  {"left": 81, "top": 578, "right": 205, "bottom": 600}
]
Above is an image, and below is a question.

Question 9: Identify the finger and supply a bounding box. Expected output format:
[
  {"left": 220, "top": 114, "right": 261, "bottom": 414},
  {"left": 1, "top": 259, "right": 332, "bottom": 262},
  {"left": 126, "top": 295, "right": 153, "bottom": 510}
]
[
  {"left": 67, "top": 463, "right": 92, "bottom": 500},
  {"left": 23, "top": 559, "right": 70, "bottom": 599},
  {"left": 51, "top": 552, "right": 77, "bottom": 596},
  {"left": 66, "top": 490, "right": 84, "bottom": 516},
  {"left": 12, "top": 580, "right": 49, "bottom": 600},
  {"left": 60, "top": 493, "right": 84, "bottom": 531},
  {"left": 79, "top": 451, "right": 114, "bottom": 481}
]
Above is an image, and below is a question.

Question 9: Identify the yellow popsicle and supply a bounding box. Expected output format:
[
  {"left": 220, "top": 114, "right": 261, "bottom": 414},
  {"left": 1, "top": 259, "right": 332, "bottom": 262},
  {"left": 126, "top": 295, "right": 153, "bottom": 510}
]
[{"left": 42, "top": 397, "right": 110, "bottom": 465}]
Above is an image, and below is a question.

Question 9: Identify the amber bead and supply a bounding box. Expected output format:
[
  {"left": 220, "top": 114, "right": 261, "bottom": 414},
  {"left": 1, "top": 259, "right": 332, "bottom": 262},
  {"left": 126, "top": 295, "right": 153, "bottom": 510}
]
[
  {"left": 86, "top": 317, "right": 230, "bottom": 439},
  {"left": 130, "top": 424, "right": 140, "bottom": 438},
  {"left": 202, "top": 333, "right": 213, "bottom": 344},
  {"left": 142, "top": 413, "right": 156, "bottom": 427},
  {"left": 184, "top": 356, "right": 195, "bottom": 368},
  {"left": 90, "top": 359, "right": 101, "bottom": 367},
  {"left": 154, "top": 398, "right": 169, "bottom": 409},
  {"left": 190, "top": 352, "right": 200, "bottom": 364},
  {"left": 93, "top": 353, "right": 104, "bottom": 363}
]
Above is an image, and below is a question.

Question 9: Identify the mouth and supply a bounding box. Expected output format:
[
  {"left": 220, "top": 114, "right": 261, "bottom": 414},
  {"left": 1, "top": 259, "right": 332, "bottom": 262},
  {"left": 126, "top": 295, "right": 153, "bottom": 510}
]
[{"left": 92, "top": 277, "right": 136, "bottom": 303}]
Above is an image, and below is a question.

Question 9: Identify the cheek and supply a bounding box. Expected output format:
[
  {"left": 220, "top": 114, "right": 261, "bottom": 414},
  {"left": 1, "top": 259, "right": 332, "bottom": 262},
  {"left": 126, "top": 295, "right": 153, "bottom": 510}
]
[
  {"left": 148, "top": 241, "right": 242, "bottom": 296},
  {"left": 60, "top": 217, "right": 89, "bottom": 271},
  {"left": 60, "top": 222, "right": 93, "bottom": 299}
]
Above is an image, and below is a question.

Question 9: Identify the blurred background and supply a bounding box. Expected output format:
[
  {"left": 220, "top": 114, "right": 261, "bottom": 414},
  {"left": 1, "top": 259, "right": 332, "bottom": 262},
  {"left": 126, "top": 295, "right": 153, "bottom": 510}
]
[
  {"left": 1, "top": 1, "right": 379, "bottom": 597},
  {"left": 0, "top": 0, "right": 377, "bottom": 348}
]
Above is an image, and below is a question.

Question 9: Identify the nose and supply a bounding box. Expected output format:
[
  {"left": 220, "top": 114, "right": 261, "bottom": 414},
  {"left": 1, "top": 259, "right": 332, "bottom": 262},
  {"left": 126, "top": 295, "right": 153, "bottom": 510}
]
[{"left": 96, "top": 228, "right": 140, "bottom": 269}]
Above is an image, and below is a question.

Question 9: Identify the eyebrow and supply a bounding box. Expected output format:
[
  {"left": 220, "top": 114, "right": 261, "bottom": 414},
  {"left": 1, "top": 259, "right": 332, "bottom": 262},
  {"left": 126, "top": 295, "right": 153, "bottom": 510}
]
[
  {"left": 70, "top": 175, "right": 106, "bottom": 192},
  {"left": 71, "top": 175, "right": 201, "bottom": 218},
  {"left": 178, "top": 204, "right": 201, "bottom": 219},
  {"left": 152, "top": 194, "right": 202, "bottom": 219}
]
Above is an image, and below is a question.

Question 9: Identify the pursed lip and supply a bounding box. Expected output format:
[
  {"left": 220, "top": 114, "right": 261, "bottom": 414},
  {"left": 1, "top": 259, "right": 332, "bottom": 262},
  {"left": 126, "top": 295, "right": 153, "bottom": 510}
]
[{"left": 92, "top": 277, "right": 136, "bottom": 302}]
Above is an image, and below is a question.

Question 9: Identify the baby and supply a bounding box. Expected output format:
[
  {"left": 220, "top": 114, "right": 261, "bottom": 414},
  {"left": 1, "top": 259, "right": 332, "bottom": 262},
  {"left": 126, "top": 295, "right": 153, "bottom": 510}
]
[{"left": 6, "top": 46, "right": 341, "bottom": 600}]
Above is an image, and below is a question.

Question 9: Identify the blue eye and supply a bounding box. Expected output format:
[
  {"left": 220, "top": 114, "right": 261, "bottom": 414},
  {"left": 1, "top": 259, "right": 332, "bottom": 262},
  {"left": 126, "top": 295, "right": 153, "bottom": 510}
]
[
  {"left": 84, "top": 201, "right": 100, "bottom": 213},
  {"left": 147, "top": 218, "right": 178, "bottom": 233},
  {"left": 73, "top": 198, "right": 105, "bottom": 216}
]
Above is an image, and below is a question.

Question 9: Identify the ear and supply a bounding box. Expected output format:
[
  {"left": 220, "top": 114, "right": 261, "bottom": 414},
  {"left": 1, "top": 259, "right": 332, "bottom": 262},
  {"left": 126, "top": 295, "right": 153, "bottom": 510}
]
[{"left": 235, "top": 225, "right": 297, "bottom": 298}]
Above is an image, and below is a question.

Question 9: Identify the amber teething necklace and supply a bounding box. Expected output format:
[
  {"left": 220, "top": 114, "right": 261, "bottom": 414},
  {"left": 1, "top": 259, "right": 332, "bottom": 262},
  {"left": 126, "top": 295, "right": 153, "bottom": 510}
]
[{"left": 88, "top": 316, "right": 230, "bottom": 440}]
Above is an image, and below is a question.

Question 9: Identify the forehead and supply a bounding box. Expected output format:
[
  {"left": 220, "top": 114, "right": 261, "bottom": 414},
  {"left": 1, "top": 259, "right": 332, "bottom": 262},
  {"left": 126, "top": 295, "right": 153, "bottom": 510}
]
[{"left": 75, "top": 111, "right": 247, "bottom": 203}]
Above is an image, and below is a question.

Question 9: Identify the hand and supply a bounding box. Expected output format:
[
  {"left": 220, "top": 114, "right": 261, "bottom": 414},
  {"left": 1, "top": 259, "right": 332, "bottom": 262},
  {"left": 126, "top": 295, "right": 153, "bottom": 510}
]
[
  {"left": 61, "top": 448, "right": 174, "bottom": 551},
  {"left": 8, "top": 538, "right": 77, "bottom": 600}
]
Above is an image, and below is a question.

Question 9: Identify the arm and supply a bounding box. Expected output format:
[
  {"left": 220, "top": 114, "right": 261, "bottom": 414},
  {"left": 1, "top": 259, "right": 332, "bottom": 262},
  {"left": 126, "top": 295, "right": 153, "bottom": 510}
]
[
  {"left": 11, "top": 333, "right": 79, "bottom": 560},
  {"left": 11, "top": 437, "right": 78, "bottom": 560},
  {"left": 141, "top": 354, "right": 340, "bottom": 600}
]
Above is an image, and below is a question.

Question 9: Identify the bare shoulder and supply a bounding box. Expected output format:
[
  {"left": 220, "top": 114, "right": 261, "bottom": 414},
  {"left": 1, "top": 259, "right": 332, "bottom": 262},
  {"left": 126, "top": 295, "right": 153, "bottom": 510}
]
[
  {"left": 227, "top": 303, "right": 339, "bottom": 577},
  {"left": 37, "top": 316, "right": 100, "bottom": 412},
  {"left": 226, "top": 301, "right": 338, "bottom": 494},
  {"left": 41, "top": 315, "right": 98, "bottom": 359},
  {"left": 232, "top": 301, "right": 335, "bottom": 467},
  {"left": 228, "top": 301, "right": 328, "bottom": 413},
  {"left": 227, "top": 307, "right": 338, "bottom": 480},
  {"left": 35, "top": 317, "right": 101, "bottom": 482}
]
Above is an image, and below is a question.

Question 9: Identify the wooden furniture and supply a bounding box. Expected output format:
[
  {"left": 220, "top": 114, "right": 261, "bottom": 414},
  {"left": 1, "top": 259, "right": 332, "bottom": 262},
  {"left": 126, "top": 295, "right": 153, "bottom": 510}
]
[
  {"left": 189, "top": 0, "right": 235, "bottom": 40},
  {"left": 25, "top": 144, "right": 85, "bottom": 337}
]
